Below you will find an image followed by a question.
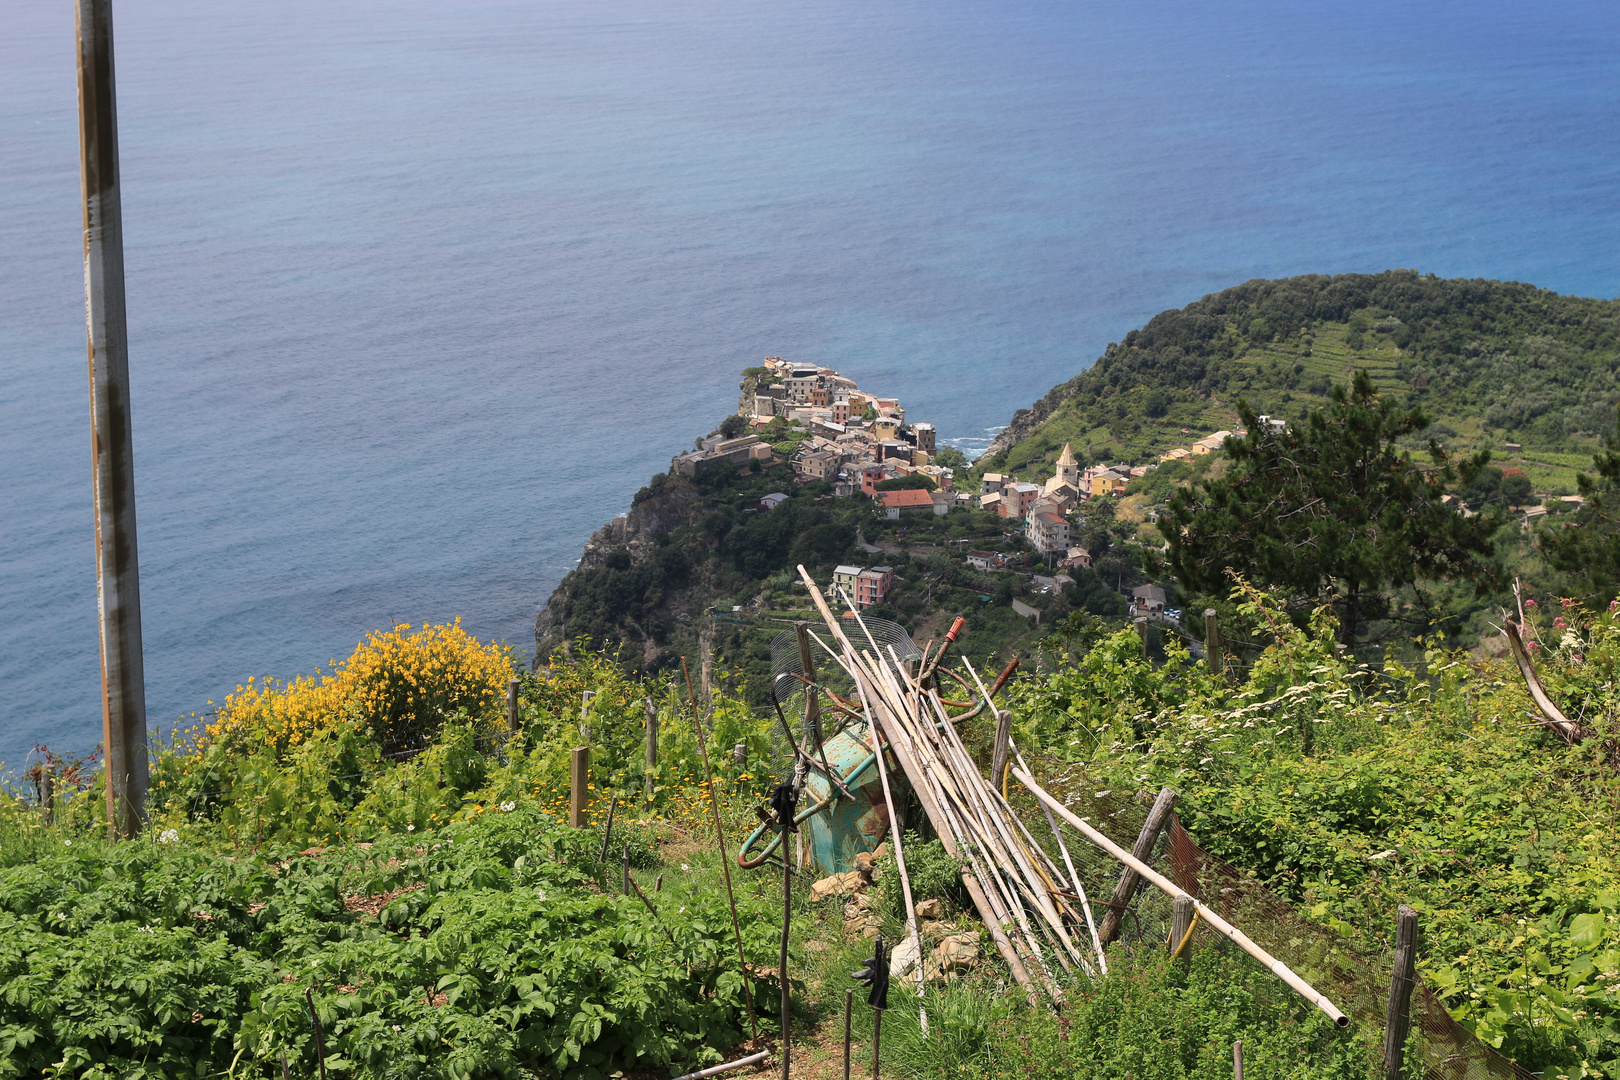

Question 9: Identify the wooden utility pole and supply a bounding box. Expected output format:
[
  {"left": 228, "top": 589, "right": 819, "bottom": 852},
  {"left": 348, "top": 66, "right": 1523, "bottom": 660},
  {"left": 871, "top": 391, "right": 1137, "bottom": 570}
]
[
  {"left": 1097, "top": 788, "right": 1177, "bottom": 945},
  {"left": 77, "top": 0, "right": 147, "bottom": 841},
  {"left": 1383, "top": 905, "right": 1420, "bottom": 1080}
]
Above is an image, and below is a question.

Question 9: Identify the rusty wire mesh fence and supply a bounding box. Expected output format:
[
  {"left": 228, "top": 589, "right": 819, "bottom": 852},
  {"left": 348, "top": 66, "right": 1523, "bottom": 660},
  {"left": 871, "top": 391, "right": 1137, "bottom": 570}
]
[{"left": 1003, "top": 779, "right": 1536, "bottom": 1080}]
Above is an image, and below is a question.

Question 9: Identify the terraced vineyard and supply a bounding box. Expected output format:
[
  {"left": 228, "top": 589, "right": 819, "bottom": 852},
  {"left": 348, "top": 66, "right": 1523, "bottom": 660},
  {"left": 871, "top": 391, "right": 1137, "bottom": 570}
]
[{"left": 979, "top": 272, "right": 1620, "bottom": 499}]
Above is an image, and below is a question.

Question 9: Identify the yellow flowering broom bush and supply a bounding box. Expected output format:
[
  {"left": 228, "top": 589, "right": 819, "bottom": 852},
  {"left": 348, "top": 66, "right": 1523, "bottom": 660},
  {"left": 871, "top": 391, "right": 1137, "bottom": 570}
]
[{"left": 207, "top": 619, "right": 514, "bottom": 755}]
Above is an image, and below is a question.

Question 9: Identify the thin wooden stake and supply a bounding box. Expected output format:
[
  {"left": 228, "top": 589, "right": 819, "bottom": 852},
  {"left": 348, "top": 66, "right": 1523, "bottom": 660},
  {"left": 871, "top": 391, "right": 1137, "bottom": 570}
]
[
  {"left": 43, "top": 772, "right": 55, "bottom": 827},
  {"left": 843, "top": 989, "right": 853, "bottom": 1080},
  {"left": 683, "top": 656, "right": 759, "bottom": 1039},
  {"left": 1383, "top": 905, "right": 1419, "bottom": 1080},
  {"left": 598, "top": 794, "right": 618, "bottom": 862},
  {"left": 871, "top": 1007, "right": 882, "bottom": 1080},
  {"left": 569, "top": 746, "right": 590, "bottom": 827},
  {"left": 622, "top": 843, "right": 630, "bottom": 895},
  {"left": 644, "top": 697, "right": 659, "bottom": 801},
  {"left": 1233, "top": 1040, "right": 1243, "bottom": 1080},
  {"left": 506, "top": 677, "right": 520, "bottom": 736},
  {"left": 1097, "top": 787, "right": 1177, "bottom": 945}
]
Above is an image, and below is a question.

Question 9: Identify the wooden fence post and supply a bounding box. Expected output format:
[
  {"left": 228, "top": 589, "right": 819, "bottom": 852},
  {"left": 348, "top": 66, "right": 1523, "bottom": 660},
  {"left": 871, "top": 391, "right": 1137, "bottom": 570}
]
[
  {"left": 1383, "top": 905, "right": 1419, "bottom": 1080},
  {"left": 506, "top": 677, "right": 520, "bottom": 737},
  {"left": 1135, "top": 617, "right": 1149, "bottom": 659},
  {"left": 579, "top": 690, "right": 595, "bottom": 741},
  {"left": 570, "top": 746, "right": 590, "bottom": 827},
  {"left": 1097, "top": 788, "right": 1177, "bottom": 945},
  {"left": 644, "top": 698, "right": 658, "bottom": 802},
  {"left": 1170, "top": 895, "right": 1195, "bottom": 966},
  {"left": 1233, "top": 1041, "right": 1243, "bottom": 1080},
  {"left": 43, "top": 772, "right": 55, "bottom": 826},
  {"left": 1204, "top": 609, "right": 1224, "bottom": 681}
]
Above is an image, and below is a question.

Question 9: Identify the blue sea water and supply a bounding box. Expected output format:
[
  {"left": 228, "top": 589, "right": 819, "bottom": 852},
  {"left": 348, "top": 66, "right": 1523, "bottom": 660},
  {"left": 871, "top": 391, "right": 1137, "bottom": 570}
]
[{"left": 3, "top": 0, "right": 1619, "bottom": 769}]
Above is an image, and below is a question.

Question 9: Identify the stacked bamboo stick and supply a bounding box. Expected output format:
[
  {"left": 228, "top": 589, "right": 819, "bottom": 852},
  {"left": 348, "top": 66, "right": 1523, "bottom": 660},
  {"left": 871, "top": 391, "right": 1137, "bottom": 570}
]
[
  {"left": 795, "top": 566, "right": 1105, "bottom": 1001},
  {"left": 793, "top": 564, "right": 1348, "bottom": 1030}
]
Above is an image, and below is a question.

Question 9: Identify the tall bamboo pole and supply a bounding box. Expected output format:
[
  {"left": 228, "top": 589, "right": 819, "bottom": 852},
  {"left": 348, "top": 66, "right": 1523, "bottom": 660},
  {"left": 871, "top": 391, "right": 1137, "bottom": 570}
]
[
  {"left": 77, "top": 0, "right": 147, "bottom": 841},
  {"left": 853, "top": 670, "right": 928, "bottom": 1028},
  {"left": 682, "top": 658, "right": 758, "bottom": 1038},
  {"left": 1014, "top": 768, "right": 1350, "bottom": 1028}
]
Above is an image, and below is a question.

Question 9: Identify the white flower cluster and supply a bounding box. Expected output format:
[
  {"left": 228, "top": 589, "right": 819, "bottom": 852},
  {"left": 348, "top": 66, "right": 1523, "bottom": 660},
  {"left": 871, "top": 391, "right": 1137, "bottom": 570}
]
[
  {"left": 499, "top": 800, "right": 516, "bottom": 812},
  {"left": 158, "top": 828, "right": 180, "bottom": 844}
]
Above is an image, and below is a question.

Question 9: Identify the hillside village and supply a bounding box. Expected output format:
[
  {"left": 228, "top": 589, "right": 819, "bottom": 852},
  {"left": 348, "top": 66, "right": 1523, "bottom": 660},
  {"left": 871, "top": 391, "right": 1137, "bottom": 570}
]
[{"left": 681, "top": 357, "right": 1248, "bottom": 617}]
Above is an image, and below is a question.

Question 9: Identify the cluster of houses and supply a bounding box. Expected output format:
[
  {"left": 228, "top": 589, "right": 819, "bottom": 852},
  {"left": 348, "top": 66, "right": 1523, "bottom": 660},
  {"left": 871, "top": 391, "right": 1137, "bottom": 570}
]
[
  {"left": 971, "top": 419, "right": 1252, "bottom": 566},
  {"left": 746, "top": 358, "right": 960, "bottom": 505}
]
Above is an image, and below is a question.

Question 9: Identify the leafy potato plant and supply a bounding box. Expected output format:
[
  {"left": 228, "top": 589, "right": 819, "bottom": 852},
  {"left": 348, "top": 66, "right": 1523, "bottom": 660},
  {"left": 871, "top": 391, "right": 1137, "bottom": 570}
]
[{"left": 0, "top": 807, "right": 772, "bottom": 1079}]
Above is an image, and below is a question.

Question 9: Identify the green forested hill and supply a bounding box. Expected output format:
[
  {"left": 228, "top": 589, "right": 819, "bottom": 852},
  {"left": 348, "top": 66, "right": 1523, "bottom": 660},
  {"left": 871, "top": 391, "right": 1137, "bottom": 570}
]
[{"left": 982, "top": 271, "right": 1620, "bottom": 495}]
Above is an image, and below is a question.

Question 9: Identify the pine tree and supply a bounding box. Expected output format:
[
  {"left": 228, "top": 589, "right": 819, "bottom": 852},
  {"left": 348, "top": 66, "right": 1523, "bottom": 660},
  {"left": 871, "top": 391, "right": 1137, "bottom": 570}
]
[{"left": 1159, "top": 372, "right": 1498, "bottom": 644}]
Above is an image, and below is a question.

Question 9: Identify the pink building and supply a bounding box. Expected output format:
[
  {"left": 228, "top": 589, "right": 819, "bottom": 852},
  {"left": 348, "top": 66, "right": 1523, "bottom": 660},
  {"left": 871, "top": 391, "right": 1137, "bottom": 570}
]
[{"left": 855, "top": 566, "right": 895, "bottom": 609}]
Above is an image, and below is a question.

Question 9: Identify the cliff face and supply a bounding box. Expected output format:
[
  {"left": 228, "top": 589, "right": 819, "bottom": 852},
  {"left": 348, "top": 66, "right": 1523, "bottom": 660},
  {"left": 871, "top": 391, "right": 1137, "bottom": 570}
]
[{"left": 532, "top": 474, "right": 704, "bottom": 667}]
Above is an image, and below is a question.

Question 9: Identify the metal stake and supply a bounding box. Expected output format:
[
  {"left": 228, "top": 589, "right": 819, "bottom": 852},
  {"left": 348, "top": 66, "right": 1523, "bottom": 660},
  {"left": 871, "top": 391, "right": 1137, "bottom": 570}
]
[
  {"left": 77, "top": 0, "right": 148, "bottom": 842},
  {"left": 780, "top": 859, "right": 792, "bottom": 1080},
  {"left": 305, "top": 988, "right": 327, "bottom": 1080}
]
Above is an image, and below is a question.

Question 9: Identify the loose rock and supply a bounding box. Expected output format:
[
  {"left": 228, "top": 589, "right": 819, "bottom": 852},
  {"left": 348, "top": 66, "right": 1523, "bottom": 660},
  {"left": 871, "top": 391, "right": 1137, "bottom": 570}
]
[
  {"left": 930, "top": 932, "right": 980, "bottom": 981},
  {"left": 810, "top": 870, "right": 867, "bottom": 902},
  {"left": 890, "top": 934, "right": 921, "bottom": 978}
]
